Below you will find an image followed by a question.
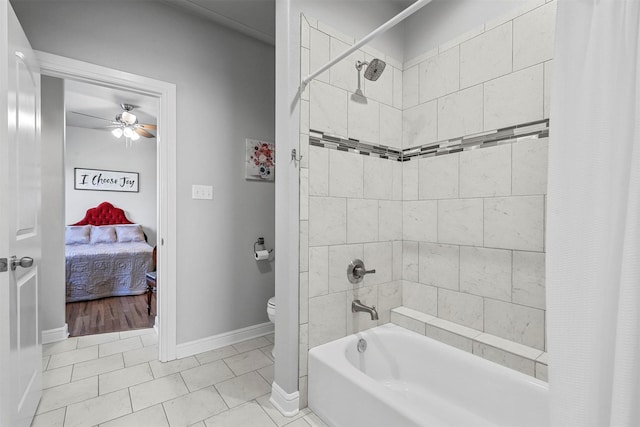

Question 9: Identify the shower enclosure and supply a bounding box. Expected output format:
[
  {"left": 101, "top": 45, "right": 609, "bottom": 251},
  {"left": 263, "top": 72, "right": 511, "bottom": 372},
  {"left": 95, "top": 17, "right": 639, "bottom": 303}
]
[{"left": 296, "top": 0, "right": 556, "bottom": 408}]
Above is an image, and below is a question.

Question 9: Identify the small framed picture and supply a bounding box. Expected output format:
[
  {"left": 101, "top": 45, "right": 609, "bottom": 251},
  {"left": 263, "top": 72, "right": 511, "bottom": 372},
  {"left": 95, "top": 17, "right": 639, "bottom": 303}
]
[{"left": 245, "top": 139, "right": 275, "bottom": 181}]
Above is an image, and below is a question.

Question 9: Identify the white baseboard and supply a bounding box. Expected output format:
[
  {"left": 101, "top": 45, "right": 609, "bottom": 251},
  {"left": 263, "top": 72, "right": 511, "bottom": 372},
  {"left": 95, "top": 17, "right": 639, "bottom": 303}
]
[
  {"left": 176, "top": 322, "right": 274, "bottom": 359},
  {"left": 270, "top": 382, "right": 299, "bottom": 417},
  {"left": 42, "top": 323, "right": 69, "bottom": 344}
]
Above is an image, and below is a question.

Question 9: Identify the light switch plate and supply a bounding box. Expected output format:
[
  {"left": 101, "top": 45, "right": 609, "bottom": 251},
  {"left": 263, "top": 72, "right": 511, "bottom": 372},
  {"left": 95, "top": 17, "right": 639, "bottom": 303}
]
[{"left": 192, "top": 184, "right": 213, "bottom": 200}]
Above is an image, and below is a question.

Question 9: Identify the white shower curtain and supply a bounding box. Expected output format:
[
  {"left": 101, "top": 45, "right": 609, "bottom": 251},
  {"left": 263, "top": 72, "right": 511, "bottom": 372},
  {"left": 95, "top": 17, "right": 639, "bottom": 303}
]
[{"left": 547, "top": 1, "right": 640, "bottom": 426}]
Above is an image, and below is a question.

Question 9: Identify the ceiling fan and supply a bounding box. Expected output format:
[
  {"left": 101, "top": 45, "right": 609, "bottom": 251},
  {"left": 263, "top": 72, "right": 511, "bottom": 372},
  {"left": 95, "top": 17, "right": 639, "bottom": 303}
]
[{"left": 70, "top": 103, "right": 157, "bottom": 140}]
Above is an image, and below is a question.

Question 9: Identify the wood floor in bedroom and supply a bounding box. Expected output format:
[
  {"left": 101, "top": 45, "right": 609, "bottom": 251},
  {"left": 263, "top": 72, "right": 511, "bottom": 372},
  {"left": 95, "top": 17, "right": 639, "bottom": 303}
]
[{"left": 66, "top": 293, "right": 156, "bottom": 337}]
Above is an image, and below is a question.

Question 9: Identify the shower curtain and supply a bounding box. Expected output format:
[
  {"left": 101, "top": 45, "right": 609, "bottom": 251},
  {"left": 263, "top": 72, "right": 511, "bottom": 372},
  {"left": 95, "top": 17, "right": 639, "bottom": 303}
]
[{"left": 547, "top": 1, "right": 640, "bottom": 426}]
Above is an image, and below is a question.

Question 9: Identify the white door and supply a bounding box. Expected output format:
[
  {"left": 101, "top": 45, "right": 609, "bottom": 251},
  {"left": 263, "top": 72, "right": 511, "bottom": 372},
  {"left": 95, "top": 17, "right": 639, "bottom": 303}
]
[{"left": 0, "top": 2, "right": 42, "bottom": 426}]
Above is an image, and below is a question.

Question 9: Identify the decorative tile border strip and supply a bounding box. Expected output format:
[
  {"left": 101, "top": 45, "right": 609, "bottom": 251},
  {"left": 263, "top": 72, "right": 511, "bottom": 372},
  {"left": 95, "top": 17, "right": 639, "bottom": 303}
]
[
  {"left": 309, "top": 119, "right": 549, "bottom": 162},
  {"left": 308, "top": 130, "right": 403, "bottom": 161}
]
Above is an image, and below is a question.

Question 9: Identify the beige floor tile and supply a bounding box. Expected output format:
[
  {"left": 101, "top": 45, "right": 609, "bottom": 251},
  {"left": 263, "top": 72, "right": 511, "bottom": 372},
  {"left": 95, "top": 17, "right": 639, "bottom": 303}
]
[
  {"left": 72, "top": 353, "right": 124, "bottom": 381},
  {"left": 149, "top": 356, "right": 199, "bottom": 379},
  {"left": 257, "top": 364, "right": 274, "bottom": 384},
  {"left": 119, "top": 328, "right": 155, "bottom": 339},
  {"left": 303, "top": 413, "right": 328, "bottom": 427},
  {"left": 31, "top": 407, "right": 65, "bottom": 427},
  {"left": 99, "top": 363, "right": 154, "bottom": 395},
  {"left": 77, "top": 332, "right": 120, "bottom": 349},
  {"left": 129, "top": 373, "right": 189, "bottom": 411},
  {"left": 36, "top": 377, "right": 98, "bottom": 414},
  {"left": 99, "top": 336, "right": 143, "bottom": 357},
  {"left": 48, "top": 345, "right": 99, "bottom": 370},
  {"left": 163, "top": 386, "right": 228, "bottom": 427},
  {"left": 232, "top": 337, "right": 271, "bottom": 354},
  {"left": 141, "top": 333, "right": 158, "bottom": 347},
  {"left": 283, "top": 419, "right": 312, "bottom": 427},
  {"left": 204, "top": 400, "right": 276, "bottom": 427},
  {"left": 214, "top": 371, "right": 271, "bottom": 408},
  {"left": 194, "top": 346, "right": 237, "bottom": 365},
  {"left": 260, "top": 345, "right": 275, "bottom": 362},
  {"left": 42, "top": 355, "right": 50, "bottom": 371},
  {"left": 223, "top": 349, "right": 273, "bottom": 376},
  {"left": 256, "top": 394, "right": 310, "bottom": 427},
  {"left": 34, "top": 330, "right": 324, "bottom": 427},
  {"left": 123, "top": 344, "right": 158, "bottom": 367},
  {"left": 43, "top": 338, "right": 78, "bottom": 357},
  {"left": 100, "top": 404, "right": 169, "bottom": 427},
  {"left": 42, "top": 365, "right": 72, "bottom": 389},
  {"left": 180, "top": 360, "right": 235, "bottom": 392},
  {"left": 64, "top": 389, "right": 132, "bottom": 427}
]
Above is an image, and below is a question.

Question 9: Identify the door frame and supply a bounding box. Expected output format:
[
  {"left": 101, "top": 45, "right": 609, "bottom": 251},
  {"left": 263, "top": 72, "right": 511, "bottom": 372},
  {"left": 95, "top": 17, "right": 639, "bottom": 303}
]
[{"left": 37, "top": 51, "right": 178, "bottom": 361}]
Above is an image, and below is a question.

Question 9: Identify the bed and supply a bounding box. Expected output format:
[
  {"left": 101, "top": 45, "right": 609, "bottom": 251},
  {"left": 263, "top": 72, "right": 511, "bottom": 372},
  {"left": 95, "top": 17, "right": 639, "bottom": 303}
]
[{"left": 65, "top": 202, "right": 154, "bottom": 303}]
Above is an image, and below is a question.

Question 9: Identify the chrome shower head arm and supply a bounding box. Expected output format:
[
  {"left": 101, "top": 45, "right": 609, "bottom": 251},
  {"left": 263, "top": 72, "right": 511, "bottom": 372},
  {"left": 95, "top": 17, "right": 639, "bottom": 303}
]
[{"left": 355, "top": 60, "right": 369, "bottom": 71}]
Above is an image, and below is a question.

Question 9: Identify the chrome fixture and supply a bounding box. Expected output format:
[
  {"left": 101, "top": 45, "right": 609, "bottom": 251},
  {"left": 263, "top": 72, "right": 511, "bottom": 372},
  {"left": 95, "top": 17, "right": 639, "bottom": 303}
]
[
  {"left": 300, "top": 0, "right": 431, "bottom": 89},
  {"left": 352, "top": 299, "right": 379, "bottom": 320},
  {"left": 347, "top": 259, "right": 376, "bottom": 284},
  {"left": 10, "top": 256, "right": 33, "bottom": 271},
  {"left": 352, "top": 59, "right": 386, "bottom": 103},
  {"left": 357, "top": 338, "right": 367, "bottom": 353},
  {"left": 356, "top": 59, "right": 386, "bottom": 81}
]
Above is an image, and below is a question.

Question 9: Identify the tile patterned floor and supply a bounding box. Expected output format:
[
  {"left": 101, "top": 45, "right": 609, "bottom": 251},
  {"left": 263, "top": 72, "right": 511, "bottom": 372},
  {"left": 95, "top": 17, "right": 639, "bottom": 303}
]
[{"left": 34, "top": 329, "right": 326, "bottom": 427}]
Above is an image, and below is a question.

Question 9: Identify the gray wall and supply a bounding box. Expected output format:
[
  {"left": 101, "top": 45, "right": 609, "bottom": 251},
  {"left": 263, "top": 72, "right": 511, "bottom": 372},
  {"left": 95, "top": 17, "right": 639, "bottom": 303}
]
[
  {"left": 13, "top": 0, "right": 275, "bottom": 344},
  {"left": 65, "top": 126, "right": 158, "bottom": 247},
  {"left": 40, "top": 76, "right": 66, "bottom": 332}
]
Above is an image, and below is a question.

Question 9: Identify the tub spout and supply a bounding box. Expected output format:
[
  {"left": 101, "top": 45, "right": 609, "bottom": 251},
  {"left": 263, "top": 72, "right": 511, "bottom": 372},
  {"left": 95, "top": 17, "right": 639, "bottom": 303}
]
[{"left": 352, "top": 299, "right": 379, "bottom": 320}]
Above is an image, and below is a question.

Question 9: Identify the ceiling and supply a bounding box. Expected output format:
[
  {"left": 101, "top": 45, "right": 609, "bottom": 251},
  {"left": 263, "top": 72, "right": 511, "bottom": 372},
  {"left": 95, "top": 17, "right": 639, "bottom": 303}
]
[
  {"left": 66, "top": 0, "right": 416, "bottom": 132},
  {"left": 164, "top": 0, "right": 276, "bottom": 45},
  {"left": 65, "top": 80, "right": 158, "bottom": 135}
]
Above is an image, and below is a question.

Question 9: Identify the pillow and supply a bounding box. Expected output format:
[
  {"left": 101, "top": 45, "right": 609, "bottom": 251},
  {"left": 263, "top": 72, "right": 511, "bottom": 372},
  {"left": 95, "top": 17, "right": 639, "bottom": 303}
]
[
  {"left": 65, "top": 225, "right": 91, "bottom": 245},
  {"left": 115, "top": 224, "right": 145, "bottom": 243},
  {"left": 90, "top": 226, "right": 117, "bottom": 244}
]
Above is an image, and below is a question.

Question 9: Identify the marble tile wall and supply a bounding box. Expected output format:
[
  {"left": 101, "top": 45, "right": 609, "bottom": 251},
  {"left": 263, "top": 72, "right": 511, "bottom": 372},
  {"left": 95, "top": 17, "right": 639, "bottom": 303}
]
[
  {"left": 299, "top": 16, "right": 404, "bottom": 408},
  {"left": 401, "top": 1, "right": 555, "bottom": 352},
  {"left": 403, "top": 0, "right": 556, "bottom": 146},
  {"left": 298, "top": 0, "right": 555, "bottom": 406}
]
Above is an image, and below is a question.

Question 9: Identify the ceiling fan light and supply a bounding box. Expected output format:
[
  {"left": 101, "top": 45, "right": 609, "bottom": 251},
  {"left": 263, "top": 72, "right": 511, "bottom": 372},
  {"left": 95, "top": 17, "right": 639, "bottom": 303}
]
[
  {"left": 131, "top": 132, "right": 141, "bottom": 141},
  {"left": 111, "top": 128, "right": 123, "bottom": 138},
  {"left": 121, "top": 111, "right": 137, "bottom": 125},
  {"left": 123, "top": 126, "right": 135, "bottom": 138}
]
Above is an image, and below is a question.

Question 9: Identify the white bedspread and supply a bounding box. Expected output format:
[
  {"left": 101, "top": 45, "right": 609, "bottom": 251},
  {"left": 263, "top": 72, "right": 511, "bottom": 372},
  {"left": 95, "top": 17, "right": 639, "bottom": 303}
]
[{"left": 65, "top": 242, "right": 154, "bottom": 302}]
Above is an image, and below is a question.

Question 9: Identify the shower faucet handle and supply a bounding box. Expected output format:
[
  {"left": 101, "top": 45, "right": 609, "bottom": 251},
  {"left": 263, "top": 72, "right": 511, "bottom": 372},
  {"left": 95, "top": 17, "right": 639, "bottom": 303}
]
[
  {"left": 347, "top": 259, "right": 376, "bottom": 284},
  {"left": 354, "top": 265, "right": 376, "bottom": 276}
]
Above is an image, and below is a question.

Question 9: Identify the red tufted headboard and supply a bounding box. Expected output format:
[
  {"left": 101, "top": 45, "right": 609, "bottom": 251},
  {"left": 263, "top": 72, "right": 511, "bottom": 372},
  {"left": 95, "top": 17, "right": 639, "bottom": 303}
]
[{"left": 70, "top": 202, "right": 135, "bottom": 226}]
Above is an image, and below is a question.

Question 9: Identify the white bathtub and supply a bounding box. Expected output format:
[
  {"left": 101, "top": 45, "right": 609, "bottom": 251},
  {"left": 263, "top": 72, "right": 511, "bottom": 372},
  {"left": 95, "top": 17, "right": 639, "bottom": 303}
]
[{"left": 308, "top": 323, "right": 549, "bottom": 427}]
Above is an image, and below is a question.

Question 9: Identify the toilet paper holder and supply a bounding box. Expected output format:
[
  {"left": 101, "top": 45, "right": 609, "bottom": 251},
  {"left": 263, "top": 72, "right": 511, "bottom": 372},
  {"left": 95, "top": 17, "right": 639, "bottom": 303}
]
[{"left": 254, "top": 237, "right": 273, "bottom": 255}]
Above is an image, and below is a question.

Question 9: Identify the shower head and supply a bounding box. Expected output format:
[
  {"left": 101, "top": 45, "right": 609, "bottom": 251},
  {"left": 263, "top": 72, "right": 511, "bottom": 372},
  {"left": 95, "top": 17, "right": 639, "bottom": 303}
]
[{"left": 356, "top": 59, "right": 387, "bottom": 81}]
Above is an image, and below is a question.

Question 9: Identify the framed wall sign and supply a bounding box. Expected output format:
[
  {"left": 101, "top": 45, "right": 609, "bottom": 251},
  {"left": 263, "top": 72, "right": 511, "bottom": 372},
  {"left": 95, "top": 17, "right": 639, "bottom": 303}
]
[{"left": 74, "top": 168, "right": 139, "bottom": 192}]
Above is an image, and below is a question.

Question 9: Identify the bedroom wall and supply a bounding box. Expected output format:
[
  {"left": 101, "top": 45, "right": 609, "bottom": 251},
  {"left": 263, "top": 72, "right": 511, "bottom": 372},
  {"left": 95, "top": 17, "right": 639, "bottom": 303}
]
[
  {"left": 64, "top": 126, "right": 158, "bottom": 246},
  {"left": 12, "top": 0, "right": 276, "bottom": 344},
  {"left": 40, "top": 76, "right": 66, "bottom": 334}
]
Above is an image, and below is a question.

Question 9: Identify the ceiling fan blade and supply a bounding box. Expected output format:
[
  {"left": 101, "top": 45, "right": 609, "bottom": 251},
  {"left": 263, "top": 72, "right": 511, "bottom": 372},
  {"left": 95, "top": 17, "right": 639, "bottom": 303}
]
[
  {"left": 93, "top": 125, "right": 120, "bottom": 129},
  {"left": 69, "top": 111, "right": 117, "bottom": 124},
  {"left": 138, "top": 123, "right": 157, "bottom": 130},
  {"left": 134, "top": 127, "right": 155, "bottom": 138}
]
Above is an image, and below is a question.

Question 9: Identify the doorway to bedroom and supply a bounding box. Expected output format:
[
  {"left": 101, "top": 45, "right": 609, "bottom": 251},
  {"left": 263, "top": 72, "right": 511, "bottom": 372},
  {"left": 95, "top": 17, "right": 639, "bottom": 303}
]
[{"left": 63, "top": 79, "right": 159, "bottom": 337}]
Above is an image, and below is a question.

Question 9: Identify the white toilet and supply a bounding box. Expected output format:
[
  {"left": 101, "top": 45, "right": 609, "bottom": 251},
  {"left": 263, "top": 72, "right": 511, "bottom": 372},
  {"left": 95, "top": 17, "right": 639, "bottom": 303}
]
[
  {"left": 267, "top": 297, "right": 276, "bottom": 323},
  {"left": 267, "top": 297, "right": 275, "bottom": 357}
]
